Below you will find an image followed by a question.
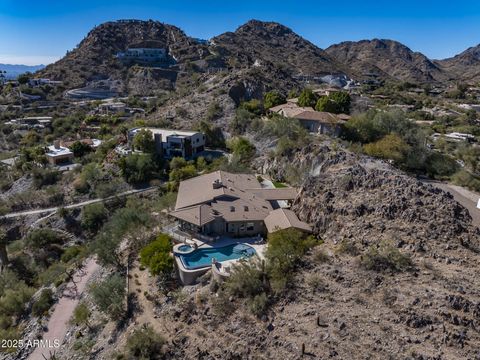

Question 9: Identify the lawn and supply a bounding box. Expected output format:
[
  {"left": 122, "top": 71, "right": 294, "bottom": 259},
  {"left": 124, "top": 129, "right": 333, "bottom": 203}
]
[{"left": 272, "top": 181, "right": 287, "bottom": 188}]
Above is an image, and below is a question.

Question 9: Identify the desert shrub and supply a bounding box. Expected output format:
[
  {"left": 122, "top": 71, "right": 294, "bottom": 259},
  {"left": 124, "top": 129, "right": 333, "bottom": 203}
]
[
  {"left": 225, "top": 259, "right": 267, "bottom": 299},
  {"left": 424, "top": 152, "right": 458, "bottom": 179},
  {"left": 32, "top": 168, "right": 61, "bottom": 189},
  {"left": 139, "top": 234, "right": 173, "bottom": 276},
  {"left": 195, "top": 121, "right": 226, "bottom": 149},
  {"left": 0, "top": 283, "right": 35, "bottom": 318},
  {"left": 266, "top": 229, "right": 317, "bottom": 293},
  {"left": 72, "top": 302, "right": 91, "bottom": 328},
  {"left": 61, "top": 246, "right": 85, "bottom": 263},
  {"left": 360, "top": 241, "right": 412, "bottom": 272},
  {"left": 335, "top": 239, "right": 359, "bottom": 256},
  {"left": 306, "top": 274, "right": 327, "bottom": 293},
  {"left": 227, "top": 137, "right": 256, "bottom": 165},
  {"left": 230, "top": 107, "right": 254, "bottom": 135},
  {"left": 452, "top": 170, "right": 480, "bottom": 192},
  {"left": 92, "top": 206, "right": 152, "bottom": 267},
  {"left": 364, "top": 134, "right": 410, "bottom": 163},
  {"left": 313, "top": 248, "right": 330, "bottom": 264},
  {"left": 32, "top": 288, "right": 54, "bottom": 316},
  {"left": 25, "top": 229, "right": 64, "bottom": 250},
  {"left": 82, "top": 203, "right": 108, "bottom": 232},
  {"left": 90, "top": 274, "right": 125, "bottom": 319},
  {"left": 125, "top": 325, "right": 167, "bottom": 359},
  {"left": 38, "top": 262, "right": 67, "bottom": 286},
  {"left": 119, "top": 154, "right": 157, "bottom": 184},
  {"left": 205, "top": 101, "right": 223, "bottom": 121},
  {"left": 248, "top": 292, "right": 268, "bottom": 317}
]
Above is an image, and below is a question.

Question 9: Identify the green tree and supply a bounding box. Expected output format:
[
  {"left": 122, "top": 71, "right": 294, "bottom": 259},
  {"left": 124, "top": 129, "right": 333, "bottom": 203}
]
[
  {"left": 119, "top": 154, "right": 156, "bottom": 184},
  {"left": 132, "top": 129, "right": 155, "bottom": 153},
  {"left": 140, "top": 235, "right": 173, "bottom": 277},
  {"left": 82, "top": 203, "right": 108, "bottom": 232},
  {"left": 169, "top": 164, "right": 196, "bottom": 183},
  {"left": 297, "top": 89, "right": 317, "bottom": 108},
  {"left": 17, "top": 72, "right": 31, "bottom": 85},
  {"left": 32, "top": 289, "right": 54, "bottom": 316},
  {"left": 69, "top": 141, "right": 92, "bottom": 157},
  {"left": 315, "top": 92, "right": 351, "bottom": 114},
  {"left": 195, "top": 121, "right": 226, "bottom": 149},
  {"left": 363, "top": 134, "right": 411, "bottom": 163},
  {"left": 227, "top": 137, "right": 256, "bottom": 165},
  {"left": 90, "top": 274, "right": 125, "bottom": 320},
  {"left": 263, "top": 91, "right": 285, "bottom": 109}
]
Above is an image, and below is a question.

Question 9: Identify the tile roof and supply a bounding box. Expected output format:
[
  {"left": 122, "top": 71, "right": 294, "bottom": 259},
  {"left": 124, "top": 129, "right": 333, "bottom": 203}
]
[{"left": 264, "top": 208, "right": 312, "bottom": 233}]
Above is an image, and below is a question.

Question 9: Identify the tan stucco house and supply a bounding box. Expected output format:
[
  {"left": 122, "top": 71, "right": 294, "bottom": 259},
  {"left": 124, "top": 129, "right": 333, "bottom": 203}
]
[{"left": 169, "top": 171, "right": 311, "bottom": 238}]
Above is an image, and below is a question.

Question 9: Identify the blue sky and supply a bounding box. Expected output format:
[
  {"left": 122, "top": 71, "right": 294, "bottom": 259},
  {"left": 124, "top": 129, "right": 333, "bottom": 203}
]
[{"left": 1, "top": 0, "right": 480, "bottom": 65}]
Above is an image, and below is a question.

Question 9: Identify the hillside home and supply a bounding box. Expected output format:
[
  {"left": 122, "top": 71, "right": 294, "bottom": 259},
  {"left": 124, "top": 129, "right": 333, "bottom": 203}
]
[
  {"left": 46, "top": 141, "right": 74, "bottom": 166},
  {"left": 128, "top": 128, "right": 206, "bottom": 159},
  {"left": 269, "top": 103, "right": 347, "bottom": 136},
  {"left": 169, "top": 171, "right": 311, "bottom": 239},
  {"left": 5, "top": 116, "right": 52, "bottom": 130},
  {"left": 117, "top": 48, "right": 168, "bottom": 64}
]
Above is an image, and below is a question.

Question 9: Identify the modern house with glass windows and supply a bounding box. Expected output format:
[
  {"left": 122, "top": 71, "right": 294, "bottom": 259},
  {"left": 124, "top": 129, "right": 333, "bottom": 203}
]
[
  {"left": 169, "top": 171, "right": 311, "bottom": 239},
  {"left": 128, "top": 127, "right": 206, "bottom": 159}
]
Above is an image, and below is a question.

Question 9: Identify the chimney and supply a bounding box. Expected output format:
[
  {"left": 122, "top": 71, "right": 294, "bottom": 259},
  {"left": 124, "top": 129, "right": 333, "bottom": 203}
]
[
  {"left": 54, "top": 140, "right": 60, "bottom": 149},
  {"left": 212, "top": 179, "right": 223, "bottom": 189}
]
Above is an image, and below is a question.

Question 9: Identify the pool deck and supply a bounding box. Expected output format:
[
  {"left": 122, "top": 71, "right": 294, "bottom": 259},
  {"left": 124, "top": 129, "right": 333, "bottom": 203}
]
[{"left": 172, "top": 233, "right": 266, "bottom": 285}]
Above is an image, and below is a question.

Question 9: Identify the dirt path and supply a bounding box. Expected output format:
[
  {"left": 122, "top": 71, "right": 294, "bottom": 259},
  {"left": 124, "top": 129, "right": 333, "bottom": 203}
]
[
  {"left": 424, "top": 181, "right": 480, "bottom": 227},
  {"left": 129, "top": 260, "right": 168, "bottom": 335},
  {"left": 28, "top": 258, "right": 100, "bottom": 360}
]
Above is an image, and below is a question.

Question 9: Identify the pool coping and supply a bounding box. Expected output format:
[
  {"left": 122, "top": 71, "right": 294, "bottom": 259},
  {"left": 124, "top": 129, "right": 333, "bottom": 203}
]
[{"left": 174, "top": 243, "right": 256, "bottom": 271}]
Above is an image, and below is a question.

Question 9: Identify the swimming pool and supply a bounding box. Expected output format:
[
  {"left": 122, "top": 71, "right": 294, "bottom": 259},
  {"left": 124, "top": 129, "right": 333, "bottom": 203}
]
[{"left": 177, "top": 243, "right": 256, "bottom": 270}]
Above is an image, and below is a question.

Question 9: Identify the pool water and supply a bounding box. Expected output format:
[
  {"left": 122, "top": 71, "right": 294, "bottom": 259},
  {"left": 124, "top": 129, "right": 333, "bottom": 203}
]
[
  {"left": 178, "top": 244, "right": 193, "bottom": 252},
  {"left": 178, "top": 243, "right": 256, "bottom": 270}
]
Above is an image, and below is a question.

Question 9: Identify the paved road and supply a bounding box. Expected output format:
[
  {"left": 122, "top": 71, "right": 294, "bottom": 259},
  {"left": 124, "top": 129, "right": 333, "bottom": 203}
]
[
  {"left": 28, "top": 258, "right": 100, "bottom": 360},
  {"left": 423, "top": 180, "right": 480, "bottom": 228},
  {"left": 1, "top": 186, "right": 156, "bottom": 219}
]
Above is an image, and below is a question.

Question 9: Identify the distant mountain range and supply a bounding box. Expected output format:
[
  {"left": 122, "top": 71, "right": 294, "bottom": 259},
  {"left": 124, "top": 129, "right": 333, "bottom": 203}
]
[
  {"left": 0, "top": 64, "right": 46, "bottom": 79},
  {"left": 25, "top": 19, "right": 480, "bottom": 92}
]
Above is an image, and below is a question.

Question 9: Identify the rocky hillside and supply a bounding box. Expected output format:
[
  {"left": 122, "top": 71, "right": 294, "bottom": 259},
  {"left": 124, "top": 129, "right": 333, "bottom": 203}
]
[
  {"left": 436, "top": 44, "right": 480, "bottom": 83},
  {"left": 37, "top": 20, "right": 208, "bottom": 92},
  {"left": 211, "top": 20, "right": 346, "bottom": 78},
  {"left": 246, "top": 142, "right": 480, "bottom": 359},
  {"left": 326, "top": 39, "right": 447, "bottom": 83}
]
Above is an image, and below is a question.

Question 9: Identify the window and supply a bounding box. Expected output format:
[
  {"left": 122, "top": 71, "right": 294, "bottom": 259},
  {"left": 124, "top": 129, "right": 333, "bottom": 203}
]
[
  {"left": 239, "top": 223, "right": 245, "bottom": 232},
  {"left": 246, "top": 223, "right": 254, "bottom": 231},
  {"left": 228, "top": 223, "right": 235, "bottom": 233}
]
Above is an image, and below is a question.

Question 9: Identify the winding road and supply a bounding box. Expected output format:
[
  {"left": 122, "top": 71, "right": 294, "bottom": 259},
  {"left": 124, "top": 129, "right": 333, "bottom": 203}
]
[{"left": 1, "top": 186, "right": 156, "bottom": 219}]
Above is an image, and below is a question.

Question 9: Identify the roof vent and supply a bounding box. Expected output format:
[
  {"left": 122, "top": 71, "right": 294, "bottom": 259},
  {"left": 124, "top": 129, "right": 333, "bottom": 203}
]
[{"left": 212, "top": 179, "right": 223, "bottom": 189}]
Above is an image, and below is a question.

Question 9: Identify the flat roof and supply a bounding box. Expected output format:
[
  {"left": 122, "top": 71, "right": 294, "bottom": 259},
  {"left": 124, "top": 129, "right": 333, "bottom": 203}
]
[
  {"left": 46, "top": 145, "right": 73, "bottom": 157},
  {"left": 129, "top": 127, "right": 201, "bottom": 139}
]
